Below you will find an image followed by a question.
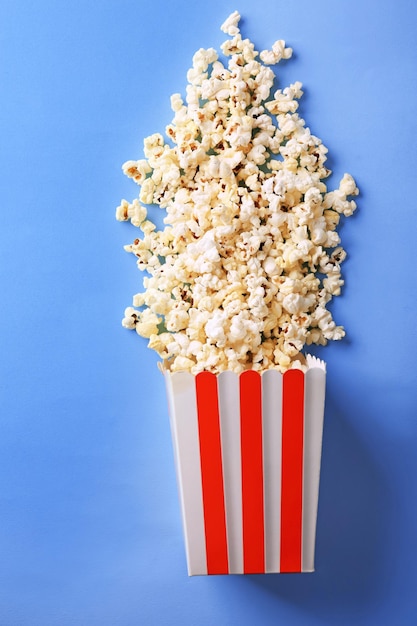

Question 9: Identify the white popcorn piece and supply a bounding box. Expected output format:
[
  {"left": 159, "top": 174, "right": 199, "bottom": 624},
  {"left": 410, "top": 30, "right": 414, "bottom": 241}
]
[
  {"left": 122, "top": 160, "right": 152, "bottom": 185},
  {"left": 117, "top": 13, "right": 358, "bottom": 374},
  {"left": 122, "top": 307, "right": 138, "bottom": 330},
  {"left": 260, "top": 40, "right": 293, "bottom": 65},
  {"left": 133, "top": 309, "right": 161, "bottom": 337},
  {"left": 220, "top": 10, "right": 241, "bottom": 36}
]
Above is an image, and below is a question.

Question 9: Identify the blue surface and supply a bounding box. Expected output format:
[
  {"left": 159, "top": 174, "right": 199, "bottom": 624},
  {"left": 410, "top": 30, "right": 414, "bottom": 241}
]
[{"left": 1, "top": 1, "right": 417, "bottom": 624}]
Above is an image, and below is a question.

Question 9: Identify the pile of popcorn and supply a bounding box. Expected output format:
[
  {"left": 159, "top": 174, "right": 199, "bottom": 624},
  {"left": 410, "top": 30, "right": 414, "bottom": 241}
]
[{"left": 117, "top": 11, "right": 358, "bottom": 374}]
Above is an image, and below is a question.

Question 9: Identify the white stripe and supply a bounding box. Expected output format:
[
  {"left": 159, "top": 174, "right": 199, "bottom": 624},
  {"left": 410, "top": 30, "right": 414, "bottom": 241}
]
[
  {"left": 165, "top": 372, "right": 207, "bottom": 576},
  {"left": 262, "top": 370, "right": 283, "bottom": 573},
  {"left": 217, "top": 371, "right": 243, "bottom": 574},
  {"left": 302, "top": 367, "right": 326, "bottom": 572}
]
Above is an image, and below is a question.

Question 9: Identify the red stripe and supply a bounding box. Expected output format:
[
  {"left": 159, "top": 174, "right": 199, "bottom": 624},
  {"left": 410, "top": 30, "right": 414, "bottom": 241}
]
[
  {"left": 240, "top": 371, "right": 265, "bottom": 573},
  {"left": 195, "top": 372, "right": 229, "bottom": 575},
  {"left": 280, "top": 369, "right": 304, "bottom": 573}
]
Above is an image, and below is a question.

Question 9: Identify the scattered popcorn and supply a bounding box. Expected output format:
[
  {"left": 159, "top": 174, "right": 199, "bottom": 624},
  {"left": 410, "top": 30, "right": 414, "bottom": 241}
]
[{"left": 117, "top": 12, "right": 358, "bottom": 374}]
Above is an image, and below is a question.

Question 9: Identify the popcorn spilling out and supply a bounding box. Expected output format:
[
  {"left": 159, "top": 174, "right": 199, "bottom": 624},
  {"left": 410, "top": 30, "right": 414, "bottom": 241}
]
[{"left": 117, "top": 12, "right": 358, "bottom": 374}]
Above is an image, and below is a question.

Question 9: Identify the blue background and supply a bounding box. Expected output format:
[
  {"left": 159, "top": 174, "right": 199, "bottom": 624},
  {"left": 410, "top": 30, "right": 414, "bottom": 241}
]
[{"left": 1, "top": 1, "right": 417, "bottom": 624}]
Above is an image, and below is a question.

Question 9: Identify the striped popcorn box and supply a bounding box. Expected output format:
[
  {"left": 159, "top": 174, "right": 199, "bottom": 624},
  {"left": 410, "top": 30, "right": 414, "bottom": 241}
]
[{"left": 165, "top": 355, "right": 326, "bottom": 576}]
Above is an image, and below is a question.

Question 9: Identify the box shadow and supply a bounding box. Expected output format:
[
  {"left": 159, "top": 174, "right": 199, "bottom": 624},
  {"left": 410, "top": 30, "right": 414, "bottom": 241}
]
[{"left": 241, "top": 391, "right": 388, "bottom": 619}]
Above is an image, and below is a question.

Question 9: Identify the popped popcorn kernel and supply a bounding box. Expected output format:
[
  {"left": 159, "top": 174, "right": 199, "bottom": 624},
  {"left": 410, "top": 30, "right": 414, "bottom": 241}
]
[
  {"left": 260, "top": 40, "right": 293, "bottom": 65},
  {"left": 117, "top": 12, "right": 358, "bottom": 374},
  {"left": 220, "top": 10, "right": 241, "bottom": 36}
]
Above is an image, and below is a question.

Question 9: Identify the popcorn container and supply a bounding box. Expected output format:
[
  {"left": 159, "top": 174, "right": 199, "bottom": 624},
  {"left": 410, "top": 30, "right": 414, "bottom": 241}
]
[{"left": 165, "top": 356, "right": 326, "bottom": 576}]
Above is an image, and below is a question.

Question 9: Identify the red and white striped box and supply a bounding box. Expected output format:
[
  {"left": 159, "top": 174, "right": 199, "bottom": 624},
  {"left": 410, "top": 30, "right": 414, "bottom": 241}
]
[{"left": 165, "top": 355, "right": 326, "bottom": 576}]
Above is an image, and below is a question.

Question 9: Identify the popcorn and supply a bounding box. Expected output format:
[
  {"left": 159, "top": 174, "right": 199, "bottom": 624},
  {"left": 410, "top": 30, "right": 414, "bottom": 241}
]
[
  {"left": 260, "top": 40, "right": 293, "bottom": 66},
  {"left": 117, "top": 12, "right": 358, "bottom": 374},
  {"left": 122, "top": 159, "right": 152, "bottom": 185},
  {"left": 220, "top": 10, "right": 241, "bottom": 36}
]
